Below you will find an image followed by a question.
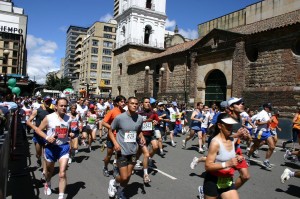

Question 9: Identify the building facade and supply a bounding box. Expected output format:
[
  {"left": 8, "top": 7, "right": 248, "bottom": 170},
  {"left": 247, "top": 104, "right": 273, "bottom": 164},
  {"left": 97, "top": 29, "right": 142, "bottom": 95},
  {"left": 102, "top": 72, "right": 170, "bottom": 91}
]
[
  {"left": 0, "top": 0, "right": 27, "bottom": 77},
  {"left": 63, "top": 26, "right": 88, "bottom": 80},
  {"left": 111, "top": 0, "right": 300, "bottom": 117},
  {"left": 73, "top": 21, "right": 117, "bottom": 98},
  {"left": 112, "top": 0, "right": 167, "bottom": 97}
]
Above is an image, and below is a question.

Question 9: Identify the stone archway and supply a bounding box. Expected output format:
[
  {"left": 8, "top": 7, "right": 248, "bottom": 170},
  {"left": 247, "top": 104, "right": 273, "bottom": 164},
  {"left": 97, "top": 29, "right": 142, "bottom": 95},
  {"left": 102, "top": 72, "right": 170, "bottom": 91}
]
[{"left": 205, "top": 69, "right": 227, "bottom": 106}]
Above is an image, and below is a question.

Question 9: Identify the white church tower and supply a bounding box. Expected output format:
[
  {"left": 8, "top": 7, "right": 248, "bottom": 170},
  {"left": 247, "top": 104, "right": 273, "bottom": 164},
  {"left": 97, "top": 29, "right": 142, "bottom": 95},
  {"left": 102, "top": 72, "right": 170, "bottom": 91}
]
[
  {"left": 114, "top": 0, "right": 167, "bottom": 50},
  {"left": 112, "top": 0, "right": 167, "bottom": 97}
]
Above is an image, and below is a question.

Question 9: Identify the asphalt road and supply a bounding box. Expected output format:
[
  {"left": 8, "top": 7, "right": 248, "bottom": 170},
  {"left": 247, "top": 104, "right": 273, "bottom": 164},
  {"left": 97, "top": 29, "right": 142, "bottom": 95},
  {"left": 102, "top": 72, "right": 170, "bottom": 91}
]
[{"left": 7, "top": 132, "right": 300, "bottom": 199}]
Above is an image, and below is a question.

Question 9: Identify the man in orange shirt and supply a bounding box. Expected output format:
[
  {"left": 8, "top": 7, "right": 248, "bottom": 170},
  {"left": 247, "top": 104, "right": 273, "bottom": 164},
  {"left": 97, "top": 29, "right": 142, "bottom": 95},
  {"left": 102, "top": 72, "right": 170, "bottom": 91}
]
[{"left": 101, "top": 95, "right": 126, "bottom": 177}]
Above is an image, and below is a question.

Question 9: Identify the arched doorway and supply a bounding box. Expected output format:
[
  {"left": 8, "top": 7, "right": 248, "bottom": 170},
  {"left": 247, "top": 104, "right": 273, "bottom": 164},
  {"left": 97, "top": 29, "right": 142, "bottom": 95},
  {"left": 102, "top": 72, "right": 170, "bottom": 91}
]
[{"left": 205, "top": 70, "right": 227, "bottom": 106}]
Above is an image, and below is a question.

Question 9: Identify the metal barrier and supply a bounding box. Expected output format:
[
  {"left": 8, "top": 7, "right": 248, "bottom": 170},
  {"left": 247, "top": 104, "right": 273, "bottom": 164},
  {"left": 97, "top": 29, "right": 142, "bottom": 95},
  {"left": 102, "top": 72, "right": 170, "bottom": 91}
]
[{"left": 0, "top": 108, "right": 18, "bottom": 199}]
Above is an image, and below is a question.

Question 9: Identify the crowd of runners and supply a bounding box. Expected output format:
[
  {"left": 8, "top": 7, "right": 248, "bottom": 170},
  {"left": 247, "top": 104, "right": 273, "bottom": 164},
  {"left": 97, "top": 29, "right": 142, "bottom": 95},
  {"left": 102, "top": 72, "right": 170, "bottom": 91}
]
[{"left": 0, "top": 93, "right": 299, "bottom": 199}]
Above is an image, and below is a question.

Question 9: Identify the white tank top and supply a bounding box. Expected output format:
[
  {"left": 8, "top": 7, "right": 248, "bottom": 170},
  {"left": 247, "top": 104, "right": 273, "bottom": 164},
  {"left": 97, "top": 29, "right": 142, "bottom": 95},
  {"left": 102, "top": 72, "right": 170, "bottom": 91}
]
[
  {"left": 46, "top": 112, "right": 70, "bottom": 145},
  {"left": 213, "top": 137, "right": 236, "bottom": 163}
]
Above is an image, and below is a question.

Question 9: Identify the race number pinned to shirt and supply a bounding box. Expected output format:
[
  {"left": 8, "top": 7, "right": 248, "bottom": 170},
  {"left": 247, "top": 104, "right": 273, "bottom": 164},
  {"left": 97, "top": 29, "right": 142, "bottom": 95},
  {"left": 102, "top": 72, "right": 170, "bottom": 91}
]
[
  {"left": 55, "top": 126, "right": 68, "bottom": 139},
  {"left": 142, "top": 122, "right": 153, "bottom": 131},
  {"left": 124, "top": 131, "right": 137, "bottom": 142}
]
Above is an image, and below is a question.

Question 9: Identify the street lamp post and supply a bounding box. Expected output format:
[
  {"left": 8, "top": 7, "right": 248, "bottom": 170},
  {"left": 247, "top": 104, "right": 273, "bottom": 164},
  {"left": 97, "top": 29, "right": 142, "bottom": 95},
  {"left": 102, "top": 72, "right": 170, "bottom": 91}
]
[{"left": 145, "top": 65, "right": 165, "bottom": 99}]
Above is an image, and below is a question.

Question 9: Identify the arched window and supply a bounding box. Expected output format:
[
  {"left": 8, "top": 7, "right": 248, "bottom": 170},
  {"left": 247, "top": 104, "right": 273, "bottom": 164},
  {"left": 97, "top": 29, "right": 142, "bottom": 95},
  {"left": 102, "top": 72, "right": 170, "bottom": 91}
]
[
  {"left": 146, "top": 0, "right": 152, "bottom": 9},
  {"left": 144, "top": 25, "right": 152, "bottom": 44}
]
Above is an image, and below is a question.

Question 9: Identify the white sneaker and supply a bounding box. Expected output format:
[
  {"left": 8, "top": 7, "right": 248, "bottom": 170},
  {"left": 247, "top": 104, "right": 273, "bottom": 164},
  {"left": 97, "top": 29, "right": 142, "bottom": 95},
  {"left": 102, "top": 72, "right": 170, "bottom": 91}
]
[
  {"left": 199, "top": 148, "right": 204, "bottom": 153},
  {"left": 281, "top": 168, "right": 292, "bottom": 183},
  {"left": 182, "top": 140, "right": 186, "bottom": 148},
  {"left": 202, "top": 145, "right": 207, "bottom": 151},
  {"left": 68, "top": 158, "right": 72, "bottom": 164},
  {"left": 171, "top": 141, "right": 176, "bottom": 147},
  {"left": 44, "top": 182, "right": 52, "bottom": 196},
  {"left": 198, "top": 185, "right": 204, "bottom": 199},
  {"left": 108, "top": 179, "right": 117, "bottom": 197},
  {"left": 284, "top": 150, "right": 292, "bottom": 160},
  {"left": 75, "top": 149, "right": 78, "bottom": 154},
  {"left": 190, "top": 157, "right": 199, "bottom": 169}
]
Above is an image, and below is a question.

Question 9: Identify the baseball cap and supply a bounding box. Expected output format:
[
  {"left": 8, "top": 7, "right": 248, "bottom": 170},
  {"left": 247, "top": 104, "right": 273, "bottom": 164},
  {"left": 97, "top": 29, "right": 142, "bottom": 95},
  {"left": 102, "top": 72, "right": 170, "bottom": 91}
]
[
  {"left": 221, "top": 117, "right": 238, "bottom": 124},
  {"left": 43, "top": 96, "right": 52, "bottom": 102},
  {"left": 227, "top": 97, "right": 243, "bottom": 106},
  {"left": 89, "top": 104, "right": 95, "bottom": 109},
  {"left": 150, "top": 97, "right": 156, "bottom": 104},
  {"left": 172, "top": 101, "right": 178, "bottom": 107},
  {"left": 220, "top": 101, "right": 228, "bottom": 108},
  {"left": 158, "top": 102, "right": 165, "bottom": 106},
  {"left": 263, "top": 103, "right": 272, "bottom": 111}
]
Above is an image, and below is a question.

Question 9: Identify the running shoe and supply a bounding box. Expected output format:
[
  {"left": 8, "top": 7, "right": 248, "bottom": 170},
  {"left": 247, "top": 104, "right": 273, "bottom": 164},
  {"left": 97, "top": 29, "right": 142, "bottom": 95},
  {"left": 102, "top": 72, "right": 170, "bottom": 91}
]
[
  {"left": 116, "top": 189, "right": 127, "bottom": 199},
  {"left": 202, "top": 145, "right": 207, "bottom": 151},
  {"left": 68, "top": 158, "right": 72, "bottom": 164},
  {"left": 103, "top": 167, "right": 110, "bottom": 177},
  {"left": 44, "top": 182, "right": 52, "bottom": 196},
  {"left": 252, "top": 150, "right": 260, "bottom": 158},
  {"left": 284, "top": 149, "right": 292, "bottom": 160},
  {"left": 282, "top": 141, "right": 286, "bottom": 149},
  {"left": 171, "top": 141, "right": 176, "bottom": 147},
  {"left": 190, "top": 157, "right": 199, "bottom": 169},
  {"left": 108, "top": 179, "right": 117, "bottom": 197},
  {"left": 198, "top": 185, "right": 204, "bottom": 199},
  {"left": 199, "top": 148, "right": 204, "bottom": 154},
  {"left": 81, "top": 139, "right": 86, "bottom": 146},
  {"left": 263, "top": 160, "right": 272, "bottom": 171},
  {"left": 182, "top": 140, "right": 186, "bottom": 149},
  {"left": 88, "top": 146, "right": 92, "bottom": 152},
  {"left": 143, "top": 174, "right": 151, "bottom": 184},
  {"left": 40, "top": 172, "right": 46, "bottom": 182},
  {"left": 281, "top": 168, "right": 292, "bottom": 183}
]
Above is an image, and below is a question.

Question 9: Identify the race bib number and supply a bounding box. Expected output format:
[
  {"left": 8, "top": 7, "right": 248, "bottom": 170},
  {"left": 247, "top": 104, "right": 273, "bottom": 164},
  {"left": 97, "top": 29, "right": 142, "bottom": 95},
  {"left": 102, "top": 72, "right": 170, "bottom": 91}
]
[
  {"left": 171, "top": 113, "right": 176, "bottom": 120},
  {"left": 55, "top": 126, "right": 68, "bottom": 139},
  {"left": 88, "top": 117, "right": 96, "bottom": 124},
  {"left": 70, "top": 121, "right": 78, "bottom": 128},
  {"left": 124, "top": 131, "right": 137, "bottom": 142},
  {"left": 142, "top": 122, "right": 153, "bottom": 131},
  {"left": 217, "top": 177, "right": 233, "bottom": 189}
]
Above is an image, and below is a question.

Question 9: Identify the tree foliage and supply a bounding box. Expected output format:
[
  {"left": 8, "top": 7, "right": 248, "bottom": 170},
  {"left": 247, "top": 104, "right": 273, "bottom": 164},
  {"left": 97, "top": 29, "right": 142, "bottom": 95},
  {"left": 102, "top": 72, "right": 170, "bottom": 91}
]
[{"left": 45, "top": 74, "right": 72, "bottom": 91}]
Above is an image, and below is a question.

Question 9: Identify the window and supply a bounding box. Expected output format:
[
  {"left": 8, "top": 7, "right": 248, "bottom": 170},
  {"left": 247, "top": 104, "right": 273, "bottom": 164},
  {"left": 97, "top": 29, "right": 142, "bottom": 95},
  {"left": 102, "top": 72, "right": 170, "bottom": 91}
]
[
  {"left": 90, "top": 72, "right": 97, "bottom": 77},
  {"left": 146, "top": 0, "right": 152, "bottom": 9},
  {"left": 13, "top": 42, "right": 19, "bottom": 49},
  {"left": 104, "top": 26, "right": 113, "bottom": 32},
  {"left": 104, "top": 34, "right": 113, "bottom": 39},
  {"left": 2, "top": 67, "right": 7, "bottom": 73},
  {"left": 119, "top": 63, "right": 122, "bottom": 75},
  {"left": 13, "top": 51, "right": 18, "bottom": 57},
  {"left": 101, "top": 72, "right": 111, "bottom": 78},
  {"left": 12, "top": 59, "right": 17, "bottom": 65},
  {"left": 11, "top": 67, "right": 16, "bottom": 73},
  {"left": 91, "top": 47, "right": 98, "bottom": 54},
  {"left": 91, "top": 55, "right": 98, "bottom": 62},
  {"left": 92, "top": 40, "right": 98, "bottom": 46},
  {"left": 102, "top": 56, "right": 112, "bottom": 63},
  {"left": 104, "top": 80, "right": 111, "bottom": 85},
  {"left": 102, "top": 89, "right": 110, "bottom": 92},
  {"left": 144, "top": 25, "right": 152, "bottom": 44},
  {"left": 103, "top": 41, "right": 113, "bottom": 48},
  {"left": 4, "top": 41, "right": 9, "bottom": 48},
  {"left": 90, "top": 63, "right": 97, "bottom": 70},
  {"left": 103, "top": 49, "right": 112, "bottom": 55},
  {"left": 102, "top": 64, "right": 111, "bottom": 70}
]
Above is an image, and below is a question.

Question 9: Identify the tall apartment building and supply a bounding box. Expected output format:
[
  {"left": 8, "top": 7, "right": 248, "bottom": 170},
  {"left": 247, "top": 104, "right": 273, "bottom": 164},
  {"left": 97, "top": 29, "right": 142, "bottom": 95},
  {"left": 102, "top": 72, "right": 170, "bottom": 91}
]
[
  {"left": 64, "top": 26, "right": 88, "bottom": 80},
  {"left": 0, "top": 0, "right": 27, "bottom": 76},
  {"left": 75, "top": 21, "right": 117, "bottom": 97}
]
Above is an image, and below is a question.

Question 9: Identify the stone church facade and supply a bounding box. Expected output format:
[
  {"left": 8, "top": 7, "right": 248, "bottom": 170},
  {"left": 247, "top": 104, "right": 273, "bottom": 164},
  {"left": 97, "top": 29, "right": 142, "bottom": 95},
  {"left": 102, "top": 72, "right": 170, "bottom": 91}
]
[{"left": 112, "top": 0, "right": 300, "bottom": 116}]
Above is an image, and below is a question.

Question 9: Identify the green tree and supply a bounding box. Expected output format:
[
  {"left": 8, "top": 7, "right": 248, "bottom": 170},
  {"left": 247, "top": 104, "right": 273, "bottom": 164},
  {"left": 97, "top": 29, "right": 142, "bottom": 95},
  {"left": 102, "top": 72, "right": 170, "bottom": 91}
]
[{"left": 45, "top": 74, "right": 72, "bottom": 91}]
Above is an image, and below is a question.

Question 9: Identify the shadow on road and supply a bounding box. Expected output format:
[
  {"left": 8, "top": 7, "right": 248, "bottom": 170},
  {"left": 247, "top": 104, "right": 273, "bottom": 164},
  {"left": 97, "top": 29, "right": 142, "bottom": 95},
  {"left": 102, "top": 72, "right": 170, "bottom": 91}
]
[
  {"left": 65, "top": 181, "right": 86, "bottom": 199},
  {"left": 126, "top": 181, "right": 146, "bottom": 198},
  {"left": 275, "top": 184, "right": 300, "bottom": 198}
]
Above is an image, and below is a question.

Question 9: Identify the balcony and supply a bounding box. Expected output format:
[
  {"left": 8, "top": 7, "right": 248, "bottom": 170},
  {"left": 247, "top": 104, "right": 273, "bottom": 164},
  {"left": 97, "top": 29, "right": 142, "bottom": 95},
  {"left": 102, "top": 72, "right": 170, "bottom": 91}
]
[{"left": 115, "top": 37, "right": 164, "bottom": 50}]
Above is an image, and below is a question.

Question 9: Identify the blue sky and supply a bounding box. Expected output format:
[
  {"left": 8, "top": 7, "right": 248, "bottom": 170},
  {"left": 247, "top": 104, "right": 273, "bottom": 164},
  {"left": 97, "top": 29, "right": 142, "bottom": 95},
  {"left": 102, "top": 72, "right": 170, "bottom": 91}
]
[{"left": 12, "top": 0, "right": 261, "bottom": 83}]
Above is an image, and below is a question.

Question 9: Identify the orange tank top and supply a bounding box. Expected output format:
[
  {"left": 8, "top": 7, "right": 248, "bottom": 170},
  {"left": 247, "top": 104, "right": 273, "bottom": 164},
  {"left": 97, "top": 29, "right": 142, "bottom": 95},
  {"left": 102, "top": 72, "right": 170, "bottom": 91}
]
[{"left": 293, "top": 114, "right": 300, "bottom": 130}]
